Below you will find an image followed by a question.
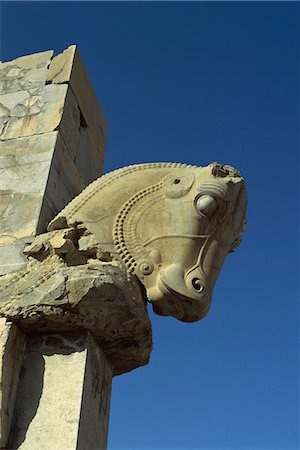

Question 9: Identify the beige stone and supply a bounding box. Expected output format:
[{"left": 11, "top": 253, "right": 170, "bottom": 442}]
[
  {"left": 0, "top": 133, "right": 57, "bottom": 264},
  {"left": 0, "top": 46, "right": 108, "bottom": 276},
  {"left": 59, "top": 86, "right": 80, "bottom": 159},
  {"left": 43, "top": 132, "right": 85, "bottom": 215},
  {"left": 0, "top": 50, "right": 54, "bottom": 95},
  {"left": 0, "top": 85, "right": 67, "bottom": 140},
  {"left": 49, "top": 162, "right": 247, "bottom": 322},
  {"left": 0, "top": 319, "right": 26, "bottom": 447},
  {"left": 8, "top": 332, "right": 113, "bottom": 450},
  {"left": 0, "top": 249, "right": 152, "bottom": 375},
  {"left": 0, "top": 192, "right": 44, "bottom": 240},
  {"left": 0, "top": 239, "right": 32, "bottom": 275},
  {"left": 0, "top": 133, "right": 56, "bottom": 193},
  {"left": 47, "top": 45, "right": 107, "bottom": 151},
  {"left": 75, "top": 126, "right": 103, "bottom": 184},
  {"left": 46, "top": 44, "right": 75, "bottom": 84}
]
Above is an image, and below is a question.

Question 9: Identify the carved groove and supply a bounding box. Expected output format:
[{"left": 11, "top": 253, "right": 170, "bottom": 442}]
[{"left": 113, "top": 182, "right": 163, "bottom": 273}]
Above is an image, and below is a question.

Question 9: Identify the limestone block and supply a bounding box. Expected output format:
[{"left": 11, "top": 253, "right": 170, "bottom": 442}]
[
  {"left": 0, "top": 85, "right": 67, "bottom": 140},
  {"left": 0, "top": 319, "right": 26, "bottom": 448},
  {"left": 76, "top": 333, "right": 112, "bottom": 449},
  {"left": 0, "top": 132, "right": 56, "bottom": 193},
  {"left": 46, "top": 45, "right": 75, "bottom": 84},
  {"left": 9, "top": 332, "right": 113, "bottom": 450},
  {"left": 0, "top": 50, "right": 53, "bottom": 95},
  {"left": 0, "top": 192, "right": 43, "bottom": 240},
  {"left": 0, "top": 133, "right": 57, "bottom": 253},
  {"left": 59, "top": 86, "right": 80, "bottom": 159},
  {"left": 47, "top": 45, "right": 107, "bottom": 151},
  {"left": 0, "top": 239, "right": 31, "bottom": 275},
  {"left": 42, "top": 133, "right": 85, "bottom": 220},
  {"left": 75, "top": 126, "right": 103, "bottom": 184},
  {"left": 0, "top": 46, "right": 107, "bottom": 277},
  {"left": 0, "top": 130, "right": 85, "bottom": 274}
]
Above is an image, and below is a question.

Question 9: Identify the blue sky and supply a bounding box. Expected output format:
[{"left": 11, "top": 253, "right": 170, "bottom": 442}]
[{"left": 1, "top": 2, "right": 299, "bottom": 449}]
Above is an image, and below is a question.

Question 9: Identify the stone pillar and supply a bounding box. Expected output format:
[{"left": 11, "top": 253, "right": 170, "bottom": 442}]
[
  {"left": 0, "top": 262, "right": 152, "bottom": 450},
  {"left": 0, "top": 48, "right": 152, "bottom": 450},
  {"left": 7, "top": 330, "right": 113, "bottom": 450},
  {"left": 0, "top": 46, "right": 107, "bottom": 275}
]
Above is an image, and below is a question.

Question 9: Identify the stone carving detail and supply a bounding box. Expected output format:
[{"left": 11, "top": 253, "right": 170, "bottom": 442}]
[
  {"left": 45, "top": 161, "right": 247, "bottom": 322},
  {"left": 0, "top": 161, "right": 246, "bottom": 373}
]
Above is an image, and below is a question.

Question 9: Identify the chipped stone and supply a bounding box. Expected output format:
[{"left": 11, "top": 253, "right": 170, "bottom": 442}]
[
  {"left": 0, "top": 50, "right": 54, "bottom": 95},
  {"left": 47, "top": 45, "right": 76, "bottom": 84}
]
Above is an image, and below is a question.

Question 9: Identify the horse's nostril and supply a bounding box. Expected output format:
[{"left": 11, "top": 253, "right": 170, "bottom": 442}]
[{"left": 192, "top": 278, "right": 204, "bottom": 292}]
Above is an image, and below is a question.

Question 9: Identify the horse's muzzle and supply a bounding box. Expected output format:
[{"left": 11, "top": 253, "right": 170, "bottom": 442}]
[{"left": 147, "top": 264, "right": 211, "bottom": 322}]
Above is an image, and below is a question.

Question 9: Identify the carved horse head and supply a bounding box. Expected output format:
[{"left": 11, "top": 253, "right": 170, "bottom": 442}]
[{"left": 49, "top": 162, "right": 247, "bottom": 322}]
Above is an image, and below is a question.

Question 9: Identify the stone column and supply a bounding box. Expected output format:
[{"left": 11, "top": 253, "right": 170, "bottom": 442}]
[
  {"left": 0, "top": 46, "right": 107, "bottom": 275},
  {"left": 0, "top": 48, "right": 152, "bottom": 450},
  {"left": 0, "top": 262, "right": 151, "bottom": 450}
]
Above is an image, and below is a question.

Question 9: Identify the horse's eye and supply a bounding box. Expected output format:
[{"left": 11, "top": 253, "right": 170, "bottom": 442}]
[{"left": 196, "top": 195, "right": 217, "bottom": 216}]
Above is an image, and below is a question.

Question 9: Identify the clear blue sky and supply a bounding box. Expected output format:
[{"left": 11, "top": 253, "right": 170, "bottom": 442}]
[{"left": 1, "top": 2, "right": 299, "bottom": 449}]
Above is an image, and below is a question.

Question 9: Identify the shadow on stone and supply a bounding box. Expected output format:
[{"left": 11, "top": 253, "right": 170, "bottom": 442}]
[{"left": 8, "top": 351, "right": 45, "bottom": 449}]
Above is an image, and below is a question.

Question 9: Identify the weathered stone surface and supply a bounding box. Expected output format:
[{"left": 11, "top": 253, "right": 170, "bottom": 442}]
[
  {"left": 0, "top": 227, "right": 152, "bottom": 375},
  {"left": 0, "top": 239, "right": 31, "bottom": 275},
  {"left": 0, "top": 133, "right": 56, "bottom": 270},
  {"left": 59, "top": 86, "right": 80, "bottom": 159},
  {"left": 75, "top": 126, "right": 103, "bottom": 184},
  {"left": 0, "top": 85, "right": 67, "bottom": 140},
  {"left": 47, "top": 45, "right": 107, "bottom": 151},
  {"left": 76, "top": 333, "right": 112, "bottom": 449},
  {"left": 0, "top": 50, "right": 53, "bottom": 95},
  {"left": 0, "top": 132, "right": 56, "bottom": 193},
  {"left": 46, "top": 45, "right": 75, "bottom": 84},
  {"left": 0, "top": 192, "right": 44, "bottom": 241},
  {"left": 0, "top": 319, "right": 26, "bottom": 448},
  {"left": 43, "top": 133, "right": 85, "bottom": 217},
  {"left": 9, "top": 332, "right": 112, "bottom": 450},
  {"left": 0, "top": 47, "right": 107, "bottom": 276}
]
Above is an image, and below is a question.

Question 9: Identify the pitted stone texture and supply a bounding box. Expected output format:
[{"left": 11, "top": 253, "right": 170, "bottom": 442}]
[
  {"left": 0, "top": 50, "right": 54, "bottom": 95},
  {"left": 0, "top": 254, "right": 152, "bottom": 375}
]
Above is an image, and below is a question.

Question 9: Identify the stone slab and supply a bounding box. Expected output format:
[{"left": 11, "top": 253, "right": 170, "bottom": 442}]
[
  {"left": 59, "top": 86, "right": 80, "bottom": 160},
  {"left": 75, "top": 126, "right": 103, "bottom": 185},
  {"left": 0, "top": 85, "right": 67, "bottom": 140},
  {"left": 76, "top": 333, "right": 112, "bottom": 449},
  {"left": 0, "top": 133, "right": 57, "bottom": 253},
  {"left": 0, "top": 132, "right": 56, "bottom": 193},
  {"left": 0, "top": 50, "right": 54, "bottom": 95},
  {"left": 0, "top": 238, "right": 32, "bottom": 275},
  {"left": 0, "top": 319, "right": 26, "bottom": 448},
  {"left": 41, "top": 132, "right": 85, "bottom": 226},
  {"left": 46, "top": 45, "right": 75, "bottom": 84},
  {"left": 0, "top": 192, "right": 44, "bottom": 241},
  {"left": 47, "top": 45, "right": 107, "bottom": 154},
  {"left": 0, "top": 46, "right": 107, "bottom": 278}
]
